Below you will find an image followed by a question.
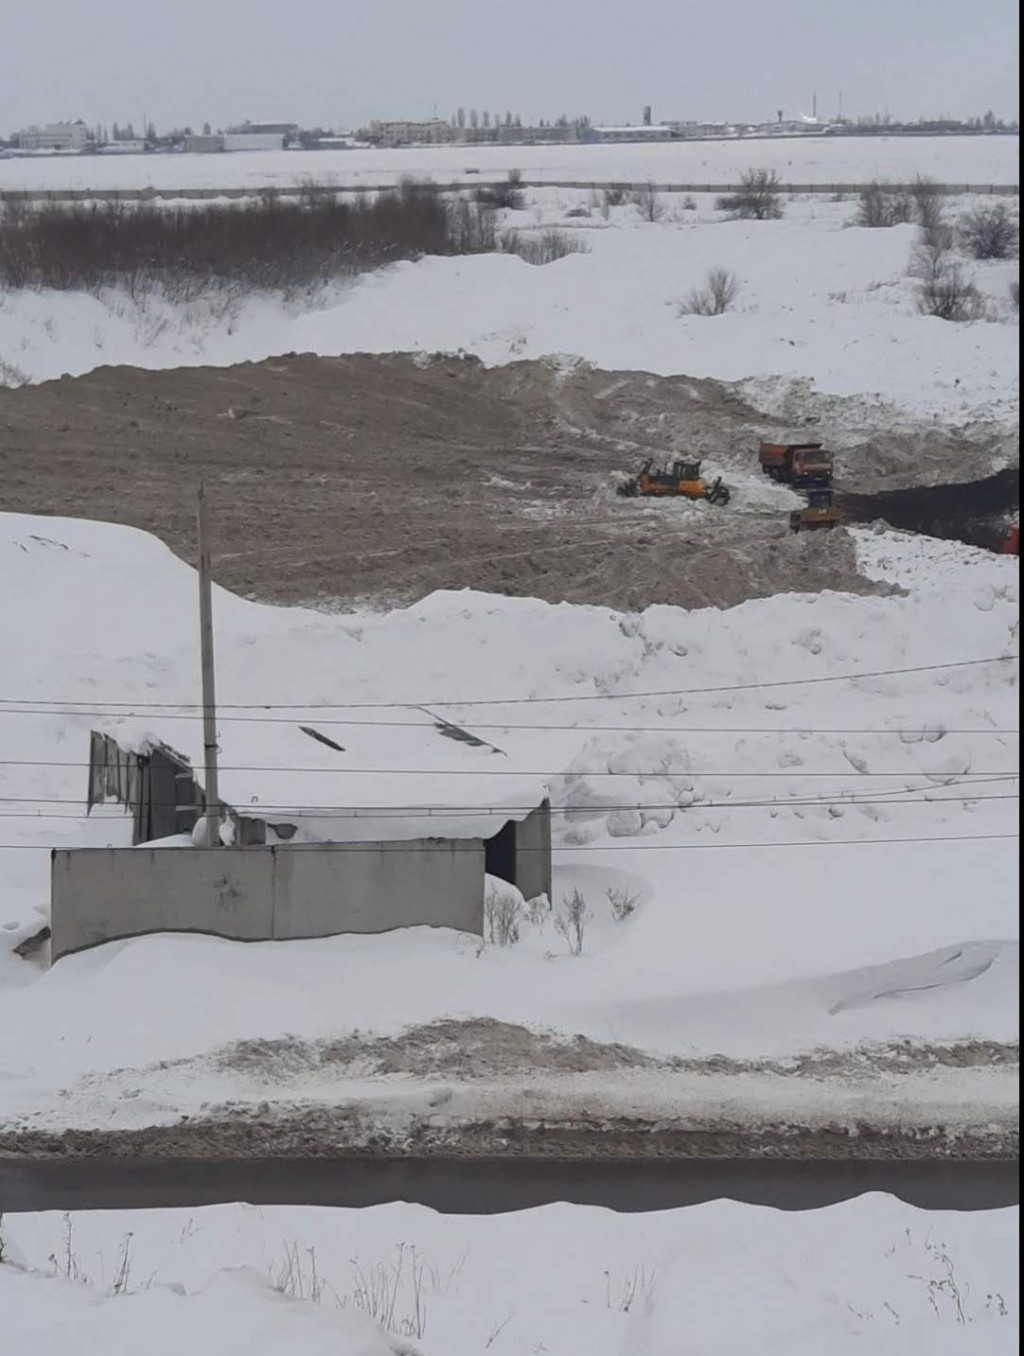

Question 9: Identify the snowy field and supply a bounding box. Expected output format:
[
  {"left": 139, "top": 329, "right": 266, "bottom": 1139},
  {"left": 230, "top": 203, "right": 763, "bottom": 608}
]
[
  {"left": 1, "top": 1196, "right": 1018, "bottom": 1355},
  {"left": 0, "top": 190, "right": 1019, "bottom": 426},
  {"left": 0, "top": 512, "right": 1017, "bottom": 1135},
  {"left": 0, "top": 135, "right": 1019, "bottom": 192}
]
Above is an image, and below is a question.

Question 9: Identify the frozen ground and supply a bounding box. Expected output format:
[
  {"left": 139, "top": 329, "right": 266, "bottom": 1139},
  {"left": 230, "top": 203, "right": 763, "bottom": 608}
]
[
  {"left": 0, "top": 191, "right": 1018, "bottom": 427},
  {"left": 0, "top": 134, "right": 1018, "bottom": 191},
  {"left": 0, "top": 511, "right": 1016, "bottom": 1142},
  {"left": 0, "top": 1196, "right": 1019, "bottom": 1355}
]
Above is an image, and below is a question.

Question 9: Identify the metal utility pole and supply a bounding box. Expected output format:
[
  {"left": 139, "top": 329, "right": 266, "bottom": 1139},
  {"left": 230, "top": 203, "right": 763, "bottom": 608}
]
[{"left": 197, "top": 483, "right": 222, "bottom": 844}]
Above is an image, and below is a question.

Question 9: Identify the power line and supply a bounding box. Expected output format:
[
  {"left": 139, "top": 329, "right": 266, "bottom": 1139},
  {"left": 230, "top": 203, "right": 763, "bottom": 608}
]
[
  {"left": 1, "top": 763, "right": 1017, "bottom": 778},
  {"left": 0, "top": 655, "right": 1015, "bottom": 716},
  {"left": 0, "top": 786, "right": 1015, "bottom": 814},
  {"left": 1, "top": 714, "right": 1017, "bottom": 735},
  {"left": 0, "top": 832, "right": 1017, "bottom": 852}
]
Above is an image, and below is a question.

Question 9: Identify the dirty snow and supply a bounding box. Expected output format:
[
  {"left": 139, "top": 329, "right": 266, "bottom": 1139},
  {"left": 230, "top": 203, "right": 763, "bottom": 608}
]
[{"left": 1, "top": 1195, "right": 1019, "bottom": 1355}]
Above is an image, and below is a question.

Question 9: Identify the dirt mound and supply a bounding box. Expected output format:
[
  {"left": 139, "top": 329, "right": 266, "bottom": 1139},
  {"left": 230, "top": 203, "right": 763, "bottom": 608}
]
[{"left": 0, "top": 353, "right": 1007, "bottom": 610}]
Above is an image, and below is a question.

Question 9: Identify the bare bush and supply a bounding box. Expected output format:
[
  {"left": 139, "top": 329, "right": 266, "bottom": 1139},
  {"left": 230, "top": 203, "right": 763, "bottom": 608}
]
[
  {"left": 1011, "top": 280, "right": 1020, "bottom": 310},
  {"left": 485, "top": 884, "right": 522, "bottom": 946},
  {"left": 960, "top": 202, "right": 1019, "bottom": 260},
  {"left": 630, "top": 181, "right": 664, "bottom": 222},
  {"left": 716, "top": 168, "right": 783, "bottom": 220},
  {"left": 910, "top": 175, "right": 945, "bottom": 232},
  {"left": 474, "top": 167, "right": 525, "bottom": 211},
  {"left": 917, "top": 263, "right": 987, "bottom": 321},
  {"left": 499, "top": 228, "right": 589, "bottom": 265},
  {"left": 856, "top": 181, "right": 913, "bottom": 227},
  {"left": 681, "top": 194, "right": 697, "bottom": 211},
  {"left": 0, "top": 182, "right": 498, "bottom": 296},
  {"left": 555, "top": 888, "right": 590, "bottom": 956},
  {"left": 679, "top": 266, "right": 741, "bottom": 316},
  {"left": 525, "top": 892, "right": 551, "bottom": 925},
  {"left": 606, "top": 886, "right": 639, "bottom": 922},
  {"left": 603, "top": 184, "right": 629, "bottom": 208}
]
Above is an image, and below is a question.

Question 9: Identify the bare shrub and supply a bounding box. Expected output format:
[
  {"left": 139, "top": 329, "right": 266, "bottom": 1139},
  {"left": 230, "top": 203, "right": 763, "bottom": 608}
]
[
  {"left": 0, "top": 180, "right": 498, "bottom": 297},
  {"left": 681, "top": 194, "right": 697, "bottom": 211},
  {"left": 910, "top": 175, "right": 945, "bottom": 232},
  {"left": 606, "top": 885, "right": 639, "bottom": 921},
  {"left": 960, "top": 202, "right": 1019, "bottom": 260},
  {"left": 1011, "top": 280, "right": 1020, "bottom": 310},
  {"left": 917, "top": 263, "right": 987, "bottom": 321},
  {"left": 555, "top": 888, "right": 590, "bottom": 956},
  {"left": 630, "top": 181, "right": 664, "bottom": 222},
  {"left": 525, "top": 892, "right": 551, "bottom": 925},
  {"left": 350, "top": 1245, "right": 430, "bottom": 1340},
  {"left": 474, "top": 167, "right": 525, "bottom": 211},
  {"left": 499, "top": 228, "right": 589, "bottom": 265},
  {"left": 856, "top": 181, "right": 913, "bottom": 227},
  {"left": 679, "top": 266, "right": 741, "bottom": 316},
  {"left": 603, "top": 184, "right": 629, "bottom": 208},
  {"left": 485, "top": 884, "right": 522, "bottom": 946},
  {"left": 271, "top": 1240, "right": 328, "bottom": 1303},
  {"left": 716, "top": 168, "right": 783, "bottom": 220}
]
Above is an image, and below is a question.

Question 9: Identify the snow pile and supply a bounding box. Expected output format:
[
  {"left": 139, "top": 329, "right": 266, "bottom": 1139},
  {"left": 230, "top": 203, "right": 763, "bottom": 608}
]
[
  {"left": 0, "top": 511, "right": 1017, "bottom": 1130},
  {"left": 0, "top": 193, "right": 1018, "bottom": 424},
  {"left": 1, "top": 1196, "right": 1018, "bottom": 1355}
]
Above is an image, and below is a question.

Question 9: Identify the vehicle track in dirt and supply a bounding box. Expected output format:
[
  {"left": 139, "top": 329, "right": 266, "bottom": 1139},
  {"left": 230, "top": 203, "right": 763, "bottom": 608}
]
[{"left": 2, "top": 353, "right": 1011, "bottom": 611}]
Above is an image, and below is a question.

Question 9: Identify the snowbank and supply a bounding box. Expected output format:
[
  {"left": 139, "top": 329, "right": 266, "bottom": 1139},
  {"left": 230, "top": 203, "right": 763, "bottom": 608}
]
[
  {"left": 1, "top": 195, "right": 1017, "bottom": 425},
  {"left": 1, "top": 1195, "right": 1018, "bottom": 1355}
]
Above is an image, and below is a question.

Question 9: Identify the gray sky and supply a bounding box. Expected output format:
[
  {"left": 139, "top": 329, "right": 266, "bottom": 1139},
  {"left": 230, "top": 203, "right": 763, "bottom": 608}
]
[{"left": 1, "top": 0, "right": 1018, "bottom": 133}]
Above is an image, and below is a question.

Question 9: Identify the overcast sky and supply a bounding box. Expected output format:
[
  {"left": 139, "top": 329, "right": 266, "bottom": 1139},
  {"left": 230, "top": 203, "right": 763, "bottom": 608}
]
[{"left": 1, "top": 0, "right": 1018, "bottom": 133}]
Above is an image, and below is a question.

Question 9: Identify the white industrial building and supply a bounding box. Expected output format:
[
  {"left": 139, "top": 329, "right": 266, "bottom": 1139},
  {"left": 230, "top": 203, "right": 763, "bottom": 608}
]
[
  {"left": 588, "top": 124, "right": 675, "bottom": 143},
  {"left": 16, "top": 120, "right": 91, "bottom": 151}
]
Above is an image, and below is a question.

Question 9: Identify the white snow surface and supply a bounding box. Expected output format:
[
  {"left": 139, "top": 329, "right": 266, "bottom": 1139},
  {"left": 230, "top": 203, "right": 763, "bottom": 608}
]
[
  {"left": 1, "top": 1196, "right": 1018, "bottom": 1355},
  {"left": 1, "top": 191, "right": 1018, "bottom": 426},
  {"left": 0, "top": 511, "right": 1018, "bottom": 1129},
  {"left": 1, "top": 135, "right": 1018, "bottom": 190}
]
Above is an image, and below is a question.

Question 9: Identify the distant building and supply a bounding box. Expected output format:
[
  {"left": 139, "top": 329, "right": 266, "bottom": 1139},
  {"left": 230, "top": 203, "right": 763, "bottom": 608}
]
[
  {"left": 228, "top": 121, "right": 300, "bottom": 141},
  {"left": 182, "top": 131, "right": 285, "bottom": 153},
  {"left": 16, "top": 120, "right": 91, "bottom": 151},
  {"left": 183, "top": 133, "right": 225, "bottom": 154},
  {"left": 587, "top": 124, "right": 674, "bottom": 143},
  {"left": 369, "top": 119, "right": 454, "bottom": 147},
  {"left": 98, "top": 139, "right": 146, "bottom": 155},
  {"left": 222, "top": 131, "right": 285, "bottom": 152}
]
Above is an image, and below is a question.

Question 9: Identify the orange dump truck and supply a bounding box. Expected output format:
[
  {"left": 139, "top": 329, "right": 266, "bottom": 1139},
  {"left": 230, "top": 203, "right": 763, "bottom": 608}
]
[{"left": 759, "top": 442, "right": 834, "bottom": 488}]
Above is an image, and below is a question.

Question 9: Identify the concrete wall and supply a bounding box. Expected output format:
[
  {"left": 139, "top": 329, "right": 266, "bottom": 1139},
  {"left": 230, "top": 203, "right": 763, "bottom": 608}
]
[
  {"left": 514, "top": 802, "right": 553, "bottom": 904},
  {"left": 51, "top": 841, "right": 485, "bottom": 960}
]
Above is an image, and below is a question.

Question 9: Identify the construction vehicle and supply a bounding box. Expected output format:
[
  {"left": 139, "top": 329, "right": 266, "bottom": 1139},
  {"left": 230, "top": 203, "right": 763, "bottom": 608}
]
[
  {"left": 617, "top": 458, "right": 731, "bottom": 505},
  {"left": 759, "top": 441, "right": 834, "bottom": 488},
  {"left": 789, "top": 487, "right": 842, "bottom": 533}
]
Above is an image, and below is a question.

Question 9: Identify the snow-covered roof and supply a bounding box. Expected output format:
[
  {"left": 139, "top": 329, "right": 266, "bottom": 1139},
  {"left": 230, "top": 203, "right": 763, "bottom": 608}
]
[{"left": 105, "top": 708, "right": 549, "bottom": 844}]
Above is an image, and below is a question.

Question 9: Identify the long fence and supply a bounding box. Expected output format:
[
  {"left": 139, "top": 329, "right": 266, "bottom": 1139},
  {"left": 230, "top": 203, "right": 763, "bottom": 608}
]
[{"left": 0, "top": 180, "right": 1018, "bottom": 204}]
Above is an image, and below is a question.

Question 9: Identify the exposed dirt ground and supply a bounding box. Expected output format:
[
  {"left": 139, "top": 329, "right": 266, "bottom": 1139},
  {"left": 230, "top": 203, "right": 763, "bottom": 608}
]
[{"left": 1, "top": 353, "right": 1014, "bottom": 611}]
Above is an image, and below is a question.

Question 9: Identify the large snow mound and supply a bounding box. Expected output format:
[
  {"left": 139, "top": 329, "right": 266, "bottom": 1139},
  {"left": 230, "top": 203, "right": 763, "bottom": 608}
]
[{"left": 0, "top": 512, "right": 1016, "bottom": 1126}]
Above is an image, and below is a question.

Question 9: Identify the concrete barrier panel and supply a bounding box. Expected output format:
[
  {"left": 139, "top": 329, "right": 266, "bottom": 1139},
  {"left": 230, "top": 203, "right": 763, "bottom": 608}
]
[
  {"left": 514, "top": 803, "right": 552, "bottom": 904},
  {"left": 51, "top": 847, "right": 273, "bottom": 958},
  {"left": 50, "top": 841, "right": 486, "bottom": 959},
  {"left": 272, "top": 840, "right": 485, "bottom": 938}
]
